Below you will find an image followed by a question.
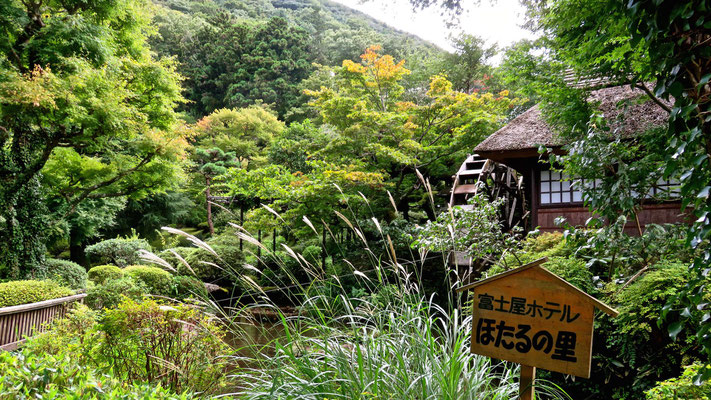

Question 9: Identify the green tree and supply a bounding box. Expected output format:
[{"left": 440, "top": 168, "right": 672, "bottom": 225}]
[
  {"left": 192, "top": 148, "right": 239, "bottom": 235},
  {"left": 443, "top": 33, "right": 496, "bottom": 93},
  {"left": 0, "top": 0, "right": 184, "bottom": 278},
  {"left": 516, "top": 0, "right": 711, "bottom": 373},
  {"left": 307, "top": 46, "right": 519, "bottom": 219},
  {"left": 190, "top": 106, "right": 281, "bottom": 234}
]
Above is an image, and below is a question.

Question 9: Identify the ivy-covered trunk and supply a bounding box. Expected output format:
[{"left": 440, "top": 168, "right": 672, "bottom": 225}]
[{"left": 0, "top": 176, "right": 47, "bottom": 279}]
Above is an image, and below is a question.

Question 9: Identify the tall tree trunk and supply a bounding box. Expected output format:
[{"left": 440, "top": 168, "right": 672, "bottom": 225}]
[
  {"left": 240, "top": 204, "right": 244, "bottom": 251},
  {"left": 206, "top": 177, "right": 214, "bottom": 235}
]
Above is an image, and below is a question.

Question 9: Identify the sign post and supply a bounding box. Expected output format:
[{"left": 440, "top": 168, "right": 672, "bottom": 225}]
[{"left": 457, "top": 258, "right": 619, "bottom": 397}]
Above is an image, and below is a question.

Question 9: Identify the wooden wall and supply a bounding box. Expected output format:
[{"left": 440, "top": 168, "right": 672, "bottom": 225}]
[
  {"left": 0, "top": 293, "right": 86, "bottom": 351},
  {"left": 537, "top": 203, "right": 686, "bottom": 234}
]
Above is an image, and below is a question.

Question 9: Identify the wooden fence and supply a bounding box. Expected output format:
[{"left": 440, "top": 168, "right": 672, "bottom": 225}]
[{"left": 0, "top": 293, "right": 87, "bottom": 351}]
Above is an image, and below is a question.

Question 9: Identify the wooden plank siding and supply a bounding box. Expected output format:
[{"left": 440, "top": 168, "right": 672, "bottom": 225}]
[
  {"left": 537, "top": 203, "right": 686, "bottom": 234},
  {"left": 0, "top": 293, "right": 86, "bottom": 351}
]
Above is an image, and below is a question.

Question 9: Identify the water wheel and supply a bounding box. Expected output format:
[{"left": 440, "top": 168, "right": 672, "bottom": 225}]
[{"left": 448, "top": 154, "right": 529, "bottom": 270}]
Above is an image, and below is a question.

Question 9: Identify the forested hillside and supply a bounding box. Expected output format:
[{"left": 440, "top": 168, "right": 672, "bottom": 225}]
[{"left": 150, "top": 0, "right": 446, "bottom": 119}]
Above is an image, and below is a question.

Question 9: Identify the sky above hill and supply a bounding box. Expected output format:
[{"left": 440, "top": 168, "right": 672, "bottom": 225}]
[{"left": 333, "top": 0, "right": 537, "bottom": 60}]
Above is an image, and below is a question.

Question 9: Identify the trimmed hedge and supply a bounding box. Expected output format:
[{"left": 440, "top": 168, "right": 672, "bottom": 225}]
[
  {"left": 88, "top": 265, "right": 124, "bottom": 285},
  {"left": 124, "top": 265, "right": 172, "bottom": 295},
  {"left": 0, "top": 280, "right": 74, "bottom": 308},
  {"left": 43, "top": 259, "right": 88, "bottom": 290}
]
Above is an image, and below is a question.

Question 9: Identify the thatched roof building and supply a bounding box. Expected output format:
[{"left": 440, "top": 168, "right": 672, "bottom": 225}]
[
  {"left": 468, "top": 84, "right": 680, "bottom": 234},
  {"left": 475, "top": 85, "right": 670, "bottom": 164}
]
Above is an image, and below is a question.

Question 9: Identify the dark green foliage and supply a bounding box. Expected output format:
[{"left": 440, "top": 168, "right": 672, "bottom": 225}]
[
  {"left": 85, "top": 277, "right": 147, "bottom": 310},
  {"left": 0, "top": 351, "right": 194, "bottom": 399},
  {"left": 0, "top": 280, "right": 73, "bottom": 308},
  {"left": 183, "top": 245, "right": 244, "bottom": 281},
  {"left": 151, "top": 0, "right": 446, "bottom": 120},
  {"left": 172, "top": 275, "right": 207, "bottom": 299},
  {"left": 103, "top": 192, "right": 197, "bottom": 242},
  {"left": 100, "top": 299, "right": 231, "bottom": 394},
  {"left": 123, "top": 265, "right": 173, "bottom": 295},
  {"left": 0, "top": 0, "right": 184, "bottom": 280},
  {"left": 85, "top": 238, "right": 152, "bottom": 267},
  {"left": 42, "top": 258, "right": 88, "bottom": 290},
  {"left": 157, "top": 247, "right": 198, "bottom": 276},
  {"left": 87, "top": 265, "right": 124, "bottom": 285},
  {"left": 158, "top": 14, "right": 314, "bottom": 119},
  {"left": 0, "top": 178, "right": 49, "bottom": 280}
]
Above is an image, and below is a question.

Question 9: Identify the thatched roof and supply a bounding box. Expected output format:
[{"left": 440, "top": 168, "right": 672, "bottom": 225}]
[{"left": 475, "top": 85, "right": 670, "bottom": 158}]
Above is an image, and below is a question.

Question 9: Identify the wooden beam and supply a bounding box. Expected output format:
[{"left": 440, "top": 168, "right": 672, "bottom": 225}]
[{"left": 519, "top": 365, "right": 536, "bottom": 400}]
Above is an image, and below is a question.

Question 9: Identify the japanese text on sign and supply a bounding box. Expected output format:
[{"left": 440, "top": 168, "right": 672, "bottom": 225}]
[
  {"left": 475, "top": 318, "right": 578, "bottom": 362},
  {"left": 477, "top": 293, "right": 580, "bottom": 323}
]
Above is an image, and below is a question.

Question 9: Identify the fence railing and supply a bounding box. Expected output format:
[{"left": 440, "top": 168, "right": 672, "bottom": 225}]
[{"left": 0, "top": 293, "right": 87, "bottom": 351}]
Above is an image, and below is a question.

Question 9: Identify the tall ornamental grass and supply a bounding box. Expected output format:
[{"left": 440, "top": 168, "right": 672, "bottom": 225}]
[{"left": 149, "top": 184, "right": 570, "bottom": 399}]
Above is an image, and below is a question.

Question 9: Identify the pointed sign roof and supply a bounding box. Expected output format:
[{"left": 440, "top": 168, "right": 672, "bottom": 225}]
[{"left": 457, "top": 257, "right": 619, "bottom": 317}]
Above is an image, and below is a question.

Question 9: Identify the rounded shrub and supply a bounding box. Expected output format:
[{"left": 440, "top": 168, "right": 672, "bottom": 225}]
[
  {"left": 157, "top": 247, "right": 197, "bottom": 276},
  {"left": 0, "top": 280, "right": 74, "bottom": 308},
  {"left": 85, "top": 237, "right": 151, "bottom": 267},
  {"left": 42, "top": 258, "right": 88, "bottom": 290},
  {"left": 172, "top": 275, "right": 207, "bottom": 299},
  {"left": 85, "top": 277, "right": 147, "bottom": 310},
  {"left": 123, "top": 265, "right": 172, "bottom": 295},
  {"left": 183, "top": 245, "right": 243, "bottom": 281},
  {"left": 87, "top": 265, "right": 124, "bottom": 285}
]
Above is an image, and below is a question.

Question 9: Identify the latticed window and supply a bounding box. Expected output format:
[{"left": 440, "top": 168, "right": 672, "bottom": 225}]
[
  {"left": 540, "top": 169, "right": 679, "bottom": 205},
  {"left": 540, "top": 170, "right": 588, "bottom": 205}
]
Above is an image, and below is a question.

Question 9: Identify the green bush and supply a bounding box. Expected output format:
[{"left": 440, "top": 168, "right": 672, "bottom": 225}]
[
  {"left": 183, "top": 245, "right": 244, "bottom": 281},
  {"left": 501, "top": 232, "right": 573, "bottom": 267},
  {"left": 42, "top": 258, "right": 88, "bottom": 290},
  {"left": 158, "top": 237, "right": 245, "bottom": 282},
  {"left": 645, "top": 363, "right": 711, "bottom": 399},
  {"left": 157, "top": 247, "right": 197, "bottom": 276},
  {"left": 85, "top": 237, "right": 151, "bottom": 267},
  {"left": 555, "top": 261, "right": 704, "bottom": 398},
  {"left": 0, "top": 351, "right": 194, "bottom": 399},
  {"left": 23, "top": 303, "right": 99, "bottom": 361},
  {"left": 100, "top": 299, "right": 231, "bottom": 394},
  {"left": 302, "top": 244, "right": 322, "bottom": 265},
  {"left": 123, "top": 265, "right": 173, "bottom": 295},
  {"left": 0, "top": 280, "right": 73, "bottom": 308},
  {"left": 525, "top": 231, "right": 566, "bottom": 253},
  {"left": 612, "top": 261, "right": 696, "bottom": 339},
  {"left": 172, "top": 275, "right": 207, "bottom": 299},
  {"left": 85, "top": 277, "right": 147, "bottom": 310},
  {"left": 87, "top": 265, "right": 124, "bottom": 284},
  {"left": 543, "top": 257, "right": 596, "bottom": 294}
]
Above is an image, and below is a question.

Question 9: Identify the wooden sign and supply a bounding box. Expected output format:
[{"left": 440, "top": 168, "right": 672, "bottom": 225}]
[{"left": 458, "top": 258, "right": 618, "bottom": 398}]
